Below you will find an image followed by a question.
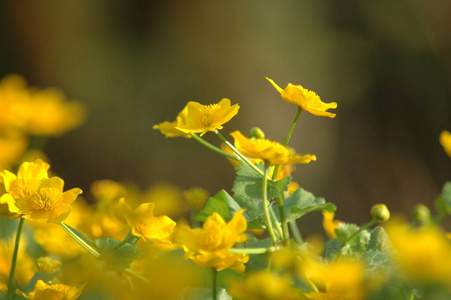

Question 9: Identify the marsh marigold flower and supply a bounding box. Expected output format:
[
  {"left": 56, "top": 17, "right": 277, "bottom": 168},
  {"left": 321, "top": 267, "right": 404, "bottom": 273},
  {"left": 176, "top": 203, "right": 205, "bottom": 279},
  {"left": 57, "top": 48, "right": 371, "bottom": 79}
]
[
  {"left": 440, "top": 130, "right": 451, "bottom": 158},
  {"left": 175, "top": 98, "right": 239, "bottom": 136},
  {"left": 0, "top": 159, "right": 50, "bottom": 214},
  {"left": 231, "top": 131, "right": 316, "bottom": 166},
  {"left": 175, "top": 210, "right": 249, "bottom": 272},
  {"left": 15, "top": 176, "right": 82, "bottom": 223},
  {"left": 266, "top": 77, "right": 337, "bottom": 118},
  {"left": 153, "top": 106, "right": 191, "bottom": 138},
  {"left": 18, "top": 280, "right": 83, "bottom": 300},
  {"left": 119, "top": 198, "right": 176, "bottom": 247}
]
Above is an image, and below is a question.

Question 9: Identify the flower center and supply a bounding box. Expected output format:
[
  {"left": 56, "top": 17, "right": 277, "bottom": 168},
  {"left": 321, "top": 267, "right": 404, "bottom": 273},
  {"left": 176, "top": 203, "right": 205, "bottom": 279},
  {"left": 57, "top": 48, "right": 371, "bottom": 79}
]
[
  {"left": 30, "top": 188, "right": 61, "bottom": 212},
  {"left": 9, "top": 178, "right": 37, "bottom": 199},
  {"left": 197, "top": 104, "right": 219, "bottom": 126}
]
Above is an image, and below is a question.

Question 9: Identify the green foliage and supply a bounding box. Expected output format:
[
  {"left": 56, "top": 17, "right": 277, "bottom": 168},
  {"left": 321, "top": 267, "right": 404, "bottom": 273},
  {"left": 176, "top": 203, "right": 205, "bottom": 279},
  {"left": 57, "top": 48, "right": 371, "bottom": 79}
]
[
  {"left": 435, "top": 181, "right": 451, "bottom": 217},
  {"left": 232, "top": 163, "right": 291, "bottom": 202},
  {"left": 95, "top": 238, "right": 141, "bottom": 272},
  {"left": 196, "top": 190, "right": 249, "bottom": 222},
  {"left": 273, "top": 188, "right": 336, "bottom": 222}
]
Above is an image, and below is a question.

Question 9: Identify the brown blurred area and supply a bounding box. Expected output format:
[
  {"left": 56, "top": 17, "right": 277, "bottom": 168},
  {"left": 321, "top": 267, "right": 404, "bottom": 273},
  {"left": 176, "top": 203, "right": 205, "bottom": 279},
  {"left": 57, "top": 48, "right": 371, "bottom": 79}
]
[{"left": 1, "top": 1, "right": 451, "bottom": 229}]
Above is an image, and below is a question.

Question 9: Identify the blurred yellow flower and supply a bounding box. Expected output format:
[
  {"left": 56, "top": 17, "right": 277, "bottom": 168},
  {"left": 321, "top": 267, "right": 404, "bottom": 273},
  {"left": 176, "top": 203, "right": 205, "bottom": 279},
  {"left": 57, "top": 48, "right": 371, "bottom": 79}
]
[
  {"left": 231, "top": 131, "right": 316, "bottom": 166},
  {"left": 14, "top": 176, "right": 82, "bottom": 223},
  {"left": 18, "top": 280, "right": 83, "bottom": 300},
  {"left": 0, "top": 238, "right": 35, "bottom": 294},
  {"left": 228, "top": 270, "right": 301, "bottom": 300},
  {"left": 386, "top": 222, "right": 451, "bottom": 283},
  {"left": 0, "top": 74, "right": 30, "bottom": 131},
  {"left": 307, "top": 260, "right": 366, "bottom": 300},
  {"left": 183, "top": 187, "right": 209, "bottom": 211},
  {"left": 175, "top": 98, "right": 239, "bottom": 136},
  {"left": 0, "top": 131, "right": 28, "bottom": 169},
  {"left": 35, "top": 257, "right": 61, "bottom": 273},
  {"left": 175, "top": 210, "right": 248, "bottom": 271},
  {"left": 120, "top": 198, "right": 176, "bottom": 247},
  {"left": 322, "top": 211, "right": 342, "bottom": 239},
  {"left": 0, "top": 159, "right": 50, "bottom": 214},
  {"left": 0, "top": 74, "right": 86, "bottom": 136},
  {"left": 266, "top": 77, "right": 337, "bottom": 118},
  {"left": 440, "top": 130, "right": 451, "bottom": 158},
  {"left": 153, "top": 106, "right": 191, "bottom": 138},
  {"left": 25, "top": 88, "right": 85, "bottom": 136}
]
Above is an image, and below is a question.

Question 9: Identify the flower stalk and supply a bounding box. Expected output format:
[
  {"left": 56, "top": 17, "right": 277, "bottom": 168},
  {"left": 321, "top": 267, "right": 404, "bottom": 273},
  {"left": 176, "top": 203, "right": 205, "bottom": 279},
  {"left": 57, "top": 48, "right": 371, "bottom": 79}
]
[
  {"left": 228, "top": 246, "right": 277, "bottom": 254},
  {"left": 7, "top": 216, "right": 25, "bottom": 297},
  {"left": 262, "top": 163, "right": 277, "bottom": 245},
  {"left": 190, "top": 132, "right": 237, "bottom": 161}
]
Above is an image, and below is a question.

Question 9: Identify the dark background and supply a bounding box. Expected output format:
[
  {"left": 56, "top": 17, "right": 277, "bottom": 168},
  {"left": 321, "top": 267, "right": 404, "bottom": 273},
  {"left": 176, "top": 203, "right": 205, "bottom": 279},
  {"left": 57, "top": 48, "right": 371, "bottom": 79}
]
[{"left": 1, "top": 1, "right": 450, "bottom": 228}]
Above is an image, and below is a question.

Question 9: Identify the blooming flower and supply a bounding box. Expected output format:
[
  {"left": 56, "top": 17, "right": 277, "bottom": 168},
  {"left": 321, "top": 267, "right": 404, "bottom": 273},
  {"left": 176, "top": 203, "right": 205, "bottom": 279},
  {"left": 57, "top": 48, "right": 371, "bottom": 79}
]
[
  {"left": 175, "top": 210, "right": 249, "bottom": 272},
  {"left": 119, "top": 198, "right": 176, "bottom": 247},
  {"left": 0, "top": 131, "right": 28, "bottom": 170},
  {"left": 153, "top": 106, "right": 191, "bottom": 138},
  {"left": 175, "top": 98, "right": 239, "bottom": 136},
  {"left": 266, "top": 77, "right": 337, "bottom": 118},
  {"left": 18, "top": 280, "right": 83, "bottom": 300},
  {"left": 440, "top": 130, "right": 451, "bottom": 158},
  {"left": 230, "top": 131, "right": 316, "bottom": 166},
  {"left": 0, "top": 159, "right": 50, "bottom": 214},
  {"left": 14, "top": 176, "right": 82, "bottom": 223}
]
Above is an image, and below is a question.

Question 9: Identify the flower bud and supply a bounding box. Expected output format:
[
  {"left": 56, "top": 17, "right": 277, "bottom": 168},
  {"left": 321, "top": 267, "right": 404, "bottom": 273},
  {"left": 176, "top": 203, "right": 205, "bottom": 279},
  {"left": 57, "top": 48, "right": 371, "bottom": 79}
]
[
  {"left": 411, "top": 204, "right": 430, "bottom": 224},
  {"left": 249, "top": 127, "right": 265, "bottom": 140},
  {"left": 371, "top": 204, "right": 390, "bottom": 223}
]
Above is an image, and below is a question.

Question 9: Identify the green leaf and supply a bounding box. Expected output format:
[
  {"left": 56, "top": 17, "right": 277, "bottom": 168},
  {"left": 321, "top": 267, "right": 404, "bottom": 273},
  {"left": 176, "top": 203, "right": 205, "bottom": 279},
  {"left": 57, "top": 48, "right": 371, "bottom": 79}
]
[
  {"left": 196, "top": 190, "right": 243, "bottom": 222},
  {"left": 367, "top": 227, "right": 391, "bottom": 252},
  {"left": 232, "top": 163, "right": 291, "bottom": 202},
  {"left": 324, "top": 238, "right": 342, "bottom": 260},
  {"left": 273, "top": 188, "right": 336, "bottom": 221},
  {"left": 436, "top": 182, "right": 451, "bottom": 217},
  {"left": 364, "top": 250, "right": 393, "bottom": 275},
  {"left": 181, "top": 287, "right": 232, "bottom": 300},
  {"left": 325, "top": 223, "right": 371, "bottom": 258},
  {"left": 95, "top": 238, "right": 141, "bottom": 272}
]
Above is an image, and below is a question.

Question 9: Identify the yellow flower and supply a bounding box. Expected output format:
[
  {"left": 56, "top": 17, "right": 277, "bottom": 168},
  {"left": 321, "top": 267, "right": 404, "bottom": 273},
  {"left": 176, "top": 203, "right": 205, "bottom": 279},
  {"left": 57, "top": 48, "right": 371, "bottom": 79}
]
[
  {"left": 266, "top": 77, "right": 337, "bottom": 118},
  {"left": 0, "top": 159, "right": 50, "bottom": 214},
  {"left": 175, "top": 210, "right": 248, "bottom": 271},
  {"left": 440, "top": 130, "right": 451, "bottom": 158},
  {"left": 175, "top": 98, "right": 239, "bottom": 136},
  {"left": 0, "top": 74, "right": 30, "bottom": 131},
  {"left": 119, "top": 198, "right": 176, "bottom": 247},
  {"left": 35, "top": 257, "right": 61, "bottom": 273},
  {"left": 153, "top": 106, "right": 191, "bottom": 138},
  {"left": 386, "top": 221, "right": 451, "bottom": 283},
  {"left": 230, "top": 131, "right": 316, "bottom": 166},
  {"left": 14, "top": 176, "right": 82, "bottom": 223},
  {"left": 228, "top": 270, "right": 301, "bottom": 300},
  {"left": 25, "top": 88, "right": 86, "bottom": 136},
  {"left": 322, "top": 211, "right": 342, "bottom": 238},
  {"left": 307, "top": 260, "right": 366, "bottom": 300},
  {"left": 0, "top": 131, "right": 28, "bottom": 170},
  {"left": 18, "top": 280, "right": 83, "bottom": 300},
  {"left": 183, "top": 187, "right": 209, "bottom": 211}
]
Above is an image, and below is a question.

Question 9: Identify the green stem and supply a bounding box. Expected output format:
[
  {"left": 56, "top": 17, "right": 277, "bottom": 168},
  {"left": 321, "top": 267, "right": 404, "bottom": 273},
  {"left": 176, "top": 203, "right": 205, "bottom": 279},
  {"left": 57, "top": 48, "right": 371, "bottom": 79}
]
[
  {"left": 214, "top": 130, "right": 269, "bottom": 179},
  {"left": 7, "top": 217, "right": 25, "bottom": 297},
  {"left": 123, "top": 268, "right": 151, "bottom": 284},
  {"left": 190, "top": 133, "right": 237, "bottom": 161},
  {"left": 269, "top": 206, "right": 283, "bottom": 238},
  {"left": 228, "top": 246, "right": 277, "bottom": 254},
  {"left": 262, "top": 164, "right": 277, "bottom": 245},
  {"left": 289, "top": 220, "right": 303, "bottom": 244},
  {"left": 113, "top": 235, "right": 139, "bottom": 250},
  {"left": 272, "top": 107, "right": 302, "bottom": 180},
  {"left": 335, "top": 219, "right": 377, "bottom": 261},
  {"left": 212, "top": 268, "right": 218, "bottom": 300},
  {"left": 59, "top": 222, "right": 100, "bottom": 258},
  {"left": 276, "top": 196, "right": 290, "bottom": 243}
]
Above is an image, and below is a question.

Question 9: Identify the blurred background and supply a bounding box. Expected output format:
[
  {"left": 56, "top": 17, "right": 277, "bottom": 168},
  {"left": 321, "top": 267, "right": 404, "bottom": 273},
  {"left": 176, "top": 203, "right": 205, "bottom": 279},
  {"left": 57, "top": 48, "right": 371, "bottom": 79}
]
[{"left": 1, "top": 0, "right": 450, "bottom": 230}]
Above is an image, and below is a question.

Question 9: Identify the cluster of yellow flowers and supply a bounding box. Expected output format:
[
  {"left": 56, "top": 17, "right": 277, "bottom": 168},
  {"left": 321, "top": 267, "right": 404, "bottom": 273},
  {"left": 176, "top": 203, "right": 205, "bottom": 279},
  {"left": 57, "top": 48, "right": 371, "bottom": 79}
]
[
  {"left": 0, "top": 75, "right": 85, "bottom": 170},
  {"left": 1, "top": 74, "right": 451, "bottom": 300}
]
